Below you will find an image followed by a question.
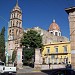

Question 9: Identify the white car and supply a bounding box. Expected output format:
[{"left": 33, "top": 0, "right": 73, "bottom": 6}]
[{"left": 0, "top": 61, "right": 16, "bottom": 75}]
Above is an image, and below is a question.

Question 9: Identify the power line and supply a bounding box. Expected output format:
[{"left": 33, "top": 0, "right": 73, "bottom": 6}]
[{"left": 0, "top": 15, "right": 8, "bottom": 23}]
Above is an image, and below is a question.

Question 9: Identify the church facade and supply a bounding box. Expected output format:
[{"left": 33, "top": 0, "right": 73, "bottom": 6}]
[
  {"left": 6, "top": 0, "right": 73, "bottom": 69},
  {"left": 25, "top": 20, "right": 69, "bottom": 45}
]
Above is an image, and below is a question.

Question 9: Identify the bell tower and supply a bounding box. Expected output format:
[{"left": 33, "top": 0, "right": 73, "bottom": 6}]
[
  {"left": 8, "top": 0, "right": 23, "bottom": 64},
  {"left": 8, "top": 0, "right": 22, "bottom": 40}
]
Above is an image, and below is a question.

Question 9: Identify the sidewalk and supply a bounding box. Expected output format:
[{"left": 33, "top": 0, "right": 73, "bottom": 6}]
[{"left": 17, "top": 66, "right": 41, "bottom": 73}]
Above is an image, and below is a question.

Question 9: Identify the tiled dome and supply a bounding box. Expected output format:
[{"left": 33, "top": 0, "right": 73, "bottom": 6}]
[{"left": 48, "top": 20, "right": 60, "bottom": 31}]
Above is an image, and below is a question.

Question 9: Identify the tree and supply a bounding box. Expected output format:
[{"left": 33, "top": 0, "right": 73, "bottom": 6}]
[
  {"left": 21, "top": 30, "right": 42, "bottom": 65},
  {"left": 12, "top": 50, "right": 17, "bottom": 63},
  {"left": 0, "top": 27, "right": 5, "bottom": 62},
  {"left": 21, "top": 30, "right": 42, "bottom": 48},
  {"left": 23, "top": 48, "right": 34, "bottom": 65}
]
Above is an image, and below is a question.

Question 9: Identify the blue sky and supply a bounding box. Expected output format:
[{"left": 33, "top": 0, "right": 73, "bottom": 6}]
[{"left": 0, "top": 0, "right": 75, "bottom": 40}]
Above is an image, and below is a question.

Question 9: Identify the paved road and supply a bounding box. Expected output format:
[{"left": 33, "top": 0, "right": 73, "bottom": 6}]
[
  {"left": 17, "top": 66, "right": 34, "bottom": 73},
  {"left": 17, "top": 72, "right": 48, "bottom": 75}
]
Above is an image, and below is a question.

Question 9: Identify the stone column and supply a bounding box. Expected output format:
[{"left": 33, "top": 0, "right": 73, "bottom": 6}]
[
  {"left": 17, "top": 47, "right": 23, "bottom": 69},
  {"left": 34, "top": 48, "right": 41, "bottom": 69},
  {"left": 65, "top": 7, "right": 75, "bottom": 69}
]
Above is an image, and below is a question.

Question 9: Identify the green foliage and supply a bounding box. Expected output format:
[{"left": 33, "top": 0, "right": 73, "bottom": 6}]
[
  {"left": 12, "top": 50, "right": 16, "bottom": 63},
  {"left": 23, "top": 48, "right": 34, "bottom": 65},
  {"left": 0, "top": 27, "right": 5, "bottom": 62},
  {"left": 21, "top": 30, "right": 42, "bottom": 65},
  {"left": 21, "top": 30, "right": 42, "bottom": 48}
]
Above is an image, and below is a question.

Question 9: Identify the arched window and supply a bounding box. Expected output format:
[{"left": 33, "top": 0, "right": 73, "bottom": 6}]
[
  {"left": 13, "top": 21, "right": 15, "bottom": 27},
  {"left": 9, "top": 30, "right": 11, "bottom": 35},
  {"left": 12, "top": 14, "right": 13, "bottom": 18},
  {"left": 13, "top": 22, "right": 14, "bottom": 27},
  {"left": 11, "top": 21, "right": 12, "bottom": 27},
  {"left": 9, "top": 30, "right": 11, "bottom": 33},
  {"left": 59, "top": 32, "right": 61, "bottom": 36},
  {"left": 16, "top": 21, "right": 18, "bottom": 27},
  {"left": 12, "top": 29, "right": 14, "bottom": 34},
  {"left": 19, "top": 22, "right": 21, "bottom": 27},
  {"left": 16, "top": 29, "right": 18, "bottom": 35},
  {"left": 19, "top": 15, "right": 21, "bottom": 19},
  {"left": 55, "top": 32, "right": 58, "bottom": 36},
  {"left": 14, "top": 13, "right": 15, "bottom": 18}
]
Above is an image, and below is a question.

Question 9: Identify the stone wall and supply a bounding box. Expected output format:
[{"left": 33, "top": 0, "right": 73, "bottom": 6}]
[
  {"left": 17, "top": 47, "right": 23, "bottom": 69},
  {"left": 34, "top": 48, "right": 42, "bottom": 69},
  {"left": 25, "top": 27, "right": 69, "bottom": 45}
]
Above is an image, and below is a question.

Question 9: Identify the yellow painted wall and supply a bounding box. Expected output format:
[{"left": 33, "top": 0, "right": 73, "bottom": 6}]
[{"left": 42, "top": 42, "right": 71, "bottom": 64}]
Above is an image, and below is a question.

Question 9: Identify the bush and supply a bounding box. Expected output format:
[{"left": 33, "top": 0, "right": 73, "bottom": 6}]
[{"left": 12, "top": 50, "right": 16, "bottom": 63}]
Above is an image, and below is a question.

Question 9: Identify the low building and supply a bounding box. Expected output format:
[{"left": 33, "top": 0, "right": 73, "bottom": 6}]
[
  {"left": 34, "top": 42, "right": 71, "bottom": 70},
  {"left": 41, "top": 42, "right": 71, "bottom": 69}
]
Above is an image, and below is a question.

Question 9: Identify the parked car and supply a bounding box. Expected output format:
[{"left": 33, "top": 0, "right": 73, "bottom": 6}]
[{"left": 0, "top": 61, "right": 16, "bottom": 75}]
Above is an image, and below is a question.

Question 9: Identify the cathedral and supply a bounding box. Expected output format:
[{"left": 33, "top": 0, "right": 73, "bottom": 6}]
[
  {"left": 7, "top": 0, "right": 74, "bottom": 69},
  {"left": 25, "top": 20, "right": 69, "bottom": 45}
]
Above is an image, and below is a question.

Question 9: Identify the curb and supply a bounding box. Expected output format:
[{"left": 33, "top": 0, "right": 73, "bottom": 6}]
[
  {"left": 17, "top": 70, "right": 41, "bottom": 74},
  {"left": 32, "top": 70, "right": 41, "bottom": 72}
]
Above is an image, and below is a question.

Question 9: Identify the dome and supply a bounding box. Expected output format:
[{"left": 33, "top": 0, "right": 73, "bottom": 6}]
[{"left": 48, "top": 20, "right": 60, "bottom": 31}]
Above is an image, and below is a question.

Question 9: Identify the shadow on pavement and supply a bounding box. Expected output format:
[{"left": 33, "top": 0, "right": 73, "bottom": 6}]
[{"left": 41, "top": 68, "right": 75, "bottom": 75}]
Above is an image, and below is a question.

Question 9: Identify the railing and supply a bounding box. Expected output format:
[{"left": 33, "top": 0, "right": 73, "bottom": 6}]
[{"left": 45, "top": 52, "right": 68, "bottom": 55}]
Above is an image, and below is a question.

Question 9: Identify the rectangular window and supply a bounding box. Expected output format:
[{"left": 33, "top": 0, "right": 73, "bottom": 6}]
[
  {"left": 48, "top": 58, "right": 50, "bottom": 64},
  {"left": 55, "top": 47, "right": 58, "bottom": 53},
  {"left": 51, "top": 55, "right": 55, "bottom": 59},
  {"left": 63, "top": 46, "right": 67, "bottom": 53},
  {"left": 55, "top": 32, "right": 58, "bottom": 36},
  {"left": 46, "top": 48, "right": 50, "bottom": 54}
]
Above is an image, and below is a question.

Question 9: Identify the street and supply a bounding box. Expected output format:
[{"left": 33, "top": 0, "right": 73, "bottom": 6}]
[
  {"left": 16, "top": 68, "right": 75, "bottom": 75},
  {"left": 0, "top": 68, "right": 75, "bottom": 75},
  {"left": 17, "top": 72, "right": 48, "bottom": 75}
]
